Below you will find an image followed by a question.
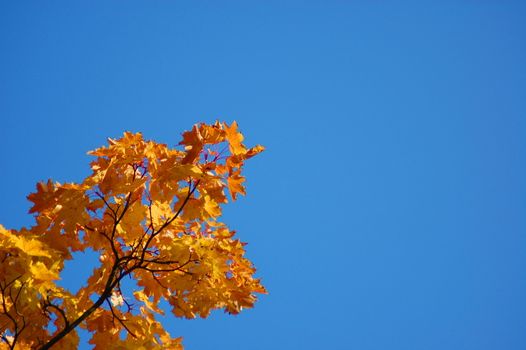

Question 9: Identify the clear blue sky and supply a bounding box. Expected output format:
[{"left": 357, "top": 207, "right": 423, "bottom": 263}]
[{"left": 1, "top": 1, "right": 525, "bottom": 349}]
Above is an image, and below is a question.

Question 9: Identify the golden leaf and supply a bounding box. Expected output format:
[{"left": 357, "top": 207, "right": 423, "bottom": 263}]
[{"left": 224, "top": 121, "right": 246, "bottom": 155}]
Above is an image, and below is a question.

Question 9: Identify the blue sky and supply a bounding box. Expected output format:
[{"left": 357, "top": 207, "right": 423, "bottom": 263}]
[{"left": 1, "top": 1, "right": 525, "bottom": 349}]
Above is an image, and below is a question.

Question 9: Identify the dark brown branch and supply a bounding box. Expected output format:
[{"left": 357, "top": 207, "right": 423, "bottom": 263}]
[
  {"left": 139, "top": 253, "right": 197, "bottom": 275},
  {"left": 106, "top": 298, "right": 137, "bottom": 339},
  {"left": 39, "top": 177, "right": 200, "bottom": 349},
  {"left": 95, "top": 191, "right": 134, "bottom": 260},
  {"left": 147, "top": 198, "right": 155, "bottom": 233},
  {"left": 39, "top": 260, "right": 124, "bottom": 349},
  {"left": 139, "top": 179, "right": 200, "bottom": 264},
  {"left": 112, "top": 192, "right": 133, "bottom": 240},
  {"left": 155, "top": 180, "right": 200, "bottom": 236},
  {"left": 0, "top": 276, "right": 26, "bottom": 350},
  {"left": 115, "top": 283, "right": 134, "bottom": 313},
  {"left": 95, "top": 192, "right": 117, "bottom": 220},
  {"left": 141, "top": 266, "right": 193, "bottom": 274},
  {"left": 43, "top": 296, "right": 70, "bottom": 329},
  {"left": 150, "top": 272, "right": 170, "bottom": 290}
]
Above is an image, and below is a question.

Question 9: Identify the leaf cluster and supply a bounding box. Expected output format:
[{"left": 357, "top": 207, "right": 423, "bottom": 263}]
[{"left": 0, "top": 122, "right": 265, "bottom": 349}]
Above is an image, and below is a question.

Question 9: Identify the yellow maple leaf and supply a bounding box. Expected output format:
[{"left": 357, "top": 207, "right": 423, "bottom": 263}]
[
  {"left": 12, "top": 235, "right": 53, "bottom": 258},
  {"left": 203, "top": 195, "right": 222, "bottom": 218},
  {"left": 179, "top": 124, "right": 204, "bottom": 164},
  {"left": 227, "top": 172, "right": 246, "bottom": 200},
  {"left": 134, "top": 290, "right": 165, "bottom": 315},
  {"left": 224, "top": 121, "right": 246, "bottom": 155}
]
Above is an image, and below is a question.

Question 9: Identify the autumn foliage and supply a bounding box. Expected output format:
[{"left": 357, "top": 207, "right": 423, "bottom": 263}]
[{"left": 0, "top": 122, "right": 265, "bottom": 349}]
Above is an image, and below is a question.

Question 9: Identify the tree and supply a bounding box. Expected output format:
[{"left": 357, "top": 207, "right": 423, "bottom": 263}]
[{"left": 0, "top": 121, "right": 266, "bottom": 349}]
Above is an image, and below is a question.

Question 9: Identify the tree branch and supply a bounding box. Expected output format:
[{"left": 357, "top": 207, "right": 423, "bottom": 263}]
[
  {"left": 40, "top": 178, "right": 199, "bottom": 349},
  {"left": 139, "top": 179, "right": 200, "bottom": 264},
  {"left": 0, "top": 276, "right": 26, "bottom": 350},
  {"left": 43, "top": 296, "right": 70, "bottom": 330},
  {"left": 106, "top": 298, "right": 136, "bottom": 339}
]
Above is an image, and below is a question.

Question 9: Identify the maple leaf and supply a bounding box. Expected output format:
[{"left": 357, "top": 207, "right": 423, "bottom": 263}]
[
  {"left": 224, "top": 121, "right": 246, "bottom": 155},
  {"left": 27, "top": 180, "right": 57, "bottom": 214},
  {"left": 179, "top": 125, "right": 204, "bottom": 164},
  {"left": 227, "top": 171, "right": 246, "bottom": 201},
  {"left": 0, "top": 122, "right": 264, "bottom": 350}
]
